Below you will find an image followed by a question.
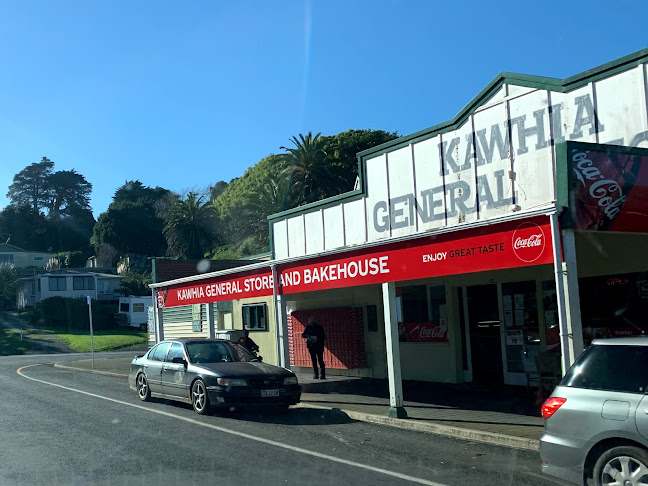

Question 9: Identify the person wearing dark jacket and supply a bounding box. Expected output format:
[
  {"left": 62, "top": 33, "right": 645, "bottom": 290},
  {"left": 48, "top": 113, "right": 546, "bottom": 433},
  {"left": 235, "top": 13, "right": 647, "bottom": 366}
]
[
  {"left": 244, "top": 330, "right": 260, "bottom": 355},
  {"left": 302, "top": 316, "right": 326, "bottom": 379}
]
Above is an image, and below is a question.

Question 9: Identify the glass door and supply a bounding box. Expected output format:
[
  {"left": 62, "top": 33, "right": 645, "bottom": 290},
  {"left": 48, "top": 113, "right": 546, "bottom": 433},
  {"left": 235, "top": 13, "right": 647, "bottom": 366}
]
[
  {"left": 466, "top": 284, "right": 503, "bottom": 385},
  {"left": 501, "top": 281, "right": 540, "bottom": 385}
]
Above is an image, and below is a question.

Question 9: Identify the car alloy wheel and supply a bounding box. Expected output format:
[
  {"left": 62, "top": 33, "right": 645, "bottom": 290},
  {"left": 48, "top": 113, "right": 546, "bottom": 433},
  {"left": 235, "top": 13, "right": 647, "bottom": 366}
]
[
  {"left": 137, "top": 373, "right": 151, "bottom": 401},
  {"left": 191, "top": 379, "right": 210, "bottom": 415},
  {"left": 594, "top": 446, "right": 648, "bottom": 486}
]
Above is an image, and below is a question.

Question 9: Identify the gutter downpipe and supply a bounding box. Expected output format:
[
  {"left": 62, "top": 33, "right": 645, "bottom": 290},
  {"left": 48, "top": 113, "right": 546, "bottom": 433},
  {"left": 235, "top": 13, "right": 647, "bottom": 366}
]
[
  {"left": 272, "top": 264, "right": 283, "bottom": 368},
  {"left": 550, "top": 209, "right": 571, "bottom": 375}
]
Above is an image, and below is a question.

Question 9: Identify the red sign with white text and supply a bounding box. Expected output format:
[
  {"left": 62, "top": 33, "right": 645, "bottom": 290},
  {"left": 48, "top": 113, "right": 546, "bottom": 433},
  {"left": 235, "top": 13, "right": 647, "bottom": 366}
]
[
  {"left": 157, "top": 217, "right": 554, "bottom": 307},
  {"left": 158, "top": 271, "right": 275, "bottom": 308},
  {"left": 278, "top": 218, "right": 553, "bottom": 294}
]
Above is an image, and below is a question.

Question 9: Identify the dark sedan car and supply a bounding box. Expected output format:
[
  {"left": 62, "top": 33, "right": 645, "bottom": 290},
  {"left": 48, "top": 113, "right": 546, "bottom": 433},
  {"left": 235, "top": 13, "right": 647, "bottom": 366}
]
[{"left": 128, "top": 338, "right": 301, "bottom": 414}]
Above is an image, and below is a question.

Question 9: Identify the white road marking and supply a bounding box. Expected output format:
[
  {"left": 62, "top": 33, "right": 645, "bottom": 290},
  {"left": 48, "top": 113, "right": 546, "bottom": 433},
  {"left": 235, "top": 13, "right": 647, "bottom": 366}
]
[{"left": 17, "top": 364, "right": 448, "bottom": 486}]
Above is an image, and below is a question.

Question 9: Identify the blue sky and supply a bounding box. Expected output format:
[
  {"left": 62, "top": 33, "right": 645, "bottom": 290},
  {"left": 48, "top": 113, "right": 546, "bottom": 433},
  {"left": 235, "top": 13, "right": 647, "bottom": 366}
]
[{"left": 1, "top": 0, "right": 647, "bottom": 217}]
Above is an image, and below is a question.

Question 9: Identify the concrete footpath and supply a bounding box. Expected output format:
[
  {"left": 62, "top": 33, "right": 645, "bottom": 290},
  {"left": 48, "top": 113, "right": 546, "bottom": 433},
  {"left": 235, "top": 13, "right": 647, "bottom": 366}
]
[{"left": 54, "top": 356, "right": 544, "bottom": 452}]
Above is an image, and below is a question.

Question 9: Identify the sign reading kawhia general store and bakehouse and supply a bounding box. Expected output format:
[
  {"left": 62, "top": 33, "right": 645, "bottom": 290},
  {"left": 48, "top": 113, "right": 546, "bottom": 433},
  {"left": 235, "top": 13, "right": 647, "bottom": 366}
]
[{"left": 156, "top": 217, "right": 552, "bottom": 308}]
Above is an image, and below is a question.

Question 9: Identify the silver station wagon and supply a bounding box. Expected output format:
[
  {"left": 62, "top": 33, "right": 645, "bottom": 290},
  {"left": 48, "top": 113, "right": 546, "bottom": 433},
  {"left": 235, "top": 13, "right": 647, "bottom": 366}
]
[
  {"left": 129, "top": 338, "right": 301, "bottom": 414},
  {"left": 540, "top": 337, "right": 648, "bottom": 486}
]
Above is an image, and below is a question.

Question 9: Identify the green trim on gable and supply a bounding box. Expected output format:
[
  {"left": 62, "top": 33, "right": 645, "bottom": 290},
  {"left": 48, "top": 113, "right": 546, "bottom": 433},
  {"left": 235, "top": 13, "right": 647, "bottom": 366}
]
[{"left": 266, "top": 47, "right": 648, "bottom": 236}]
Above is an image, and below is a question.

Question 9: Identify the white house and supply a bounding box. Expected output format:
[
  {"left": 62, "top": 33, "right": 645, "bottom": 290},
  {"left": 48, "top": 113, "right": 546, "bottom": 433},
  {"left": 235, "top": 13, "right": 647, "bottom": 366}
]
[
  {"left": 0, "top": 243, "right": 51, "bottom": 268},
  {"left": 16, "top": 269, "right": 123, "bottom": 308}
]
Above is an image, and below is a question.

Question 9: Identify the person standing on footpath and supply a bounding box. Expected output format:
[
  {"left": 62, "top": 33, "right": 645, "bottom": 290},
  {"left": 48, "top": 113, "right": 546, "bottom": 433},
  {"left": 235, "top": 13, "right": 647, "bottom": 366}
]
[{"left": 302, "top": 316, "right": 326, "bottom": 379}]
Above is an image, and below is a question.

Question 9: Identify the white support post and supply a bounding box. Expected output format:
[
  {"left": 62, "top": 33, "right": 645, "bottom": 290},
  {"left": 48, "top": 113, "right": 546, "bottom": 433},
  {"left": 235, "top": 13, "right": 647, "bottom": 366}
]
[
  {"left": 272, "top": 265, "right": 290, "bottom": 368},
  {"left": 155, "top": 306, "right": 164, "bottom": 342},
  {"left": 276, "top": 295, "right": 289, "bottom": 368},
  {"left": 550, "top": 213, "right": 571, "bottom": 375},
  {"left": 207, "top": 302, "right": 216, "bottom": 339},
  {"left": 382, "top": 282, "right": 407, "bottom": 419},
  {"left": 151, "top": 289, "right": 158, "bottom": 343},
  {"left": 561, "top": 230, "right": 585, "bottom": 363}
]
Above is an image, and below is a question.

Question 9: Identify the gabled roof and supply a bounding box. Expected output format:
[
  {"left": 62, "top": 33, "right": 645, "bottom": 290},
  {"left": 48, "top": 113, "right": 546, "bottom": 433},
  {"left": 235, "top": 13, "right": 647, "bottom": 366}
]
[
  {"left": 267, "top": 47, "right": 648, "bottom": 223},
  {"left": 0, "top": 243, "right": 29, "bottom": 253},
  {"left": 356, "top": 47, "right": 648, "bottom": 160}
]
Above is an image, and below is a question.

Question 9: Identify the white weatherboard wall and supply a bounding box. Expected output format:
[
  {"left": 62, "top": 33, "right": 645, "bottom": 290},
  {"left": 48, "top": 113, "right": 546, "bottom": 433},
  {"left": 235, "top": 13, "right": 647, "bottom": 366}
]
[{"left": 273, "top": 62, "right": 648, "bottom": 260}]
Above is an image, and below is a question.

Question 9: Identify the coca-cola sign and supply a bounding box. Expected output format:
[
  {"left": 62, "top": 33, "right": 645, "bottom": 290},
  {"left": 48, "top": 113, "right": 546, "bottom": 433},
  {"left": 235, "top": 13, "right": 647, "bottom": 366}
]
[
  {"left": 398, "top": 322, "right": 448, "bottom": 343},
  {"left": 512, "top": 223, "right": 545, "bottom": 263},
  {"left": 564, "top": 142, "right": 648, "bottom": 232}
]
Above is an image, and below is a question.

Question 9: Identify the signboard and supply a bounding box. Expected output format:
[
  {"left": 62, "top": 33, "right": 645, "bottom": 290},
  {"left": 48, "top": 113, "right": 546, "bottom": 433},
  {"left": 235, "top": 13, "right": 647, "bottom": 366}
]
[
  {"left": 157, "top": 216, "right": 553, "bottom": 308},
  {"left": 561, "top": 142, "right": 648, "bottom": 232},
  {"left": 279, "top": 217, "right": 552, "bottom": 294},
  {"left": 156, "top": 271, "right": 274, "bottom": 308}
]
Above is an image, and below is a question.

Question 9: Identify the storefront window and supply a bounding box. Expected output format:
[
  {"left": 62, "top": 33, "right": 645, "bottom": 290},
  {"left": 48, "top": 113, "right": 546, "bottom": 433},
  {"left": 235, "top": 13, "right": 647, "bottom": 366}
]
[
  {"left": 396, "top": 285, "right": 447, "bottom": 343},
  {"left": 579, "top": 272, "right": 648, "bottom": 346},
  {"left": 243, "top": 303, "right": 267, "bottom": 331},
  {"left": 502, "top": 281, "right": 539, "bottom": 373},
  {"left": 541, "top": 281, "right": 560, "bottom": 352}
]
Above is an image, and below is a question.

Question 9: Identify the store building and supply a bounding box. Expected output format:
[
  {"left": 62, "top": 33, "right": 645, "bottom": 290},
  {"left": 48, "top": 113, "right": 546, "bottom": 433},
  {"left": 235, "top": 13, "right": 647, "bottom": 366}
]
[{"left": 151, "top": 48, "right": 648, "bottom": 417}]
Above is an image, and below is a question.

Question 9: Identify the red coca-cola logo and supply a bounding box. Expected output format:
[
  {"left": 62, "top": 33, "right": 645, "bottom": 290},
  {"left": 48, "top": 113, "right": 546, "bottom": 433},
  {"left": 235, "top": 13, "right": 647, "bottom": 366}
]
[
  {"left": 156, "top": 289, "right": 167, "bottom": 308},
  {"left": 512, "top": 223, "right": 545, "bottom": 263},
  {"left": 418, "top": 325, "right": 446, "bottom": 339}
]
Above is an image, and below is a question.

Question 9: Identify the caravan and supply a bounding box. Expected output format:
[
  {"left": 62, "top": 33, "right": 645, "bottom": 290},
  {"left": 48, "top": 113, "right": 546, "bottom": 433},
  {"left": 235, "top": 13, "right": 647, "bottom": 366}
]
[{"left": 115, "top": 296, "right": 153, "bottom": 331}]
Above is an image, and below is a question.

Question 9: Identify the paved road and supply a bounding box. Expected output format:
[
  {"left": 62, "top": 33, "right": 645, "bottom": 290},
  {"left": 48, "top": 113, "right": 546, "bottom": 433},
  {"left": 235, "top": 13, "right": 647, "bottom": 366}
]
[{"left": 0, "top": 352, "right": 569, "bottom": 486}]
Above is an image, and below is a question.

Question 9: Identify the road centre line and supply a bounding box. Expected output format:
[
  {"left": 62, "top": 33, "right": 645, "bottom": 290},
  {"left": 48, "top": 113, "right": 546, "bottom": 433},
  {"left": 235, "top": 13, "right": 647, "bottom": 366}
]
[{"left": 17, "top": 364, "right": 447, "bottom": 486}]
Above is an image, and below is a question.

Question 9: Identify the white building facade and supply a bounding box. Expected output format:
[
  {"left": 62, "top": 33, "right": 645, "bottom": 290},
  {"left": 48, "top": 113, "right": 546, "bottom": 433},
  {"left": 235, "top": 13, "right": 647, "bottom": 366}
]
[{"left": 151, "top": 49, "right": 648, "bottom": 418}]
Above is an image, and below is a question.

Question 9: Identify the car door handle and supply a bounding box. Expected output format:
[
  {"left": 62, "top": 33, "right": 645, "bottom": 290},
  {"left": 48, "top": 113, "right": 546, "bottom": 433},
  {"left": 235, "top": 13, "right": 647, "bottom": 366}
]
[{"left": 163, "top": 367, "right": 169, "bottom": 371}]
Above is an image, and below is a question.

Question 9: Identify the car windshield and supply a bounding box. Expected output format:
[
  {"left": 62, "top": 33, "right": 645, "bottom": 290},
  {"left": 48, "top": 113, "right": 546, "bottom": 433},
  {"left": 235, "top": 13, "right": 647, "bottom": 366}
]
[{"left": 185, "top": 342, "right": 255, "bottom": 364}]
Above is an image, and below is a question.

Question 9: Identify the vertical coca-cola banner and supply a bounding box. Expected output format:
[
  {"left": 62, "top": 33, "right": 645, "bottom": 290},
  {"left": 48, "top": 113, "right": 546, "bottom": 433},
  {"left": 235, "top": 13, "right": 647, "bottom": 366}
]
[{"left": 561, "top": 142, "right": 648, "bottom": 232}]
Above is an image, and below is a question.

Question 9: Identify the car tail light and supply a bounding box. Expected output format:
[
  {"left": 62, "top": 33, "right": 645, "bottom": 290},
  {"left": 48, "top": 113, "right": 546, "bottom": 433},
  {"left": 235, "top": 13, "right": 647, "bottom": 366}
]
[{"left": 541, "top": 397, "right": 566, "bottom": 420}]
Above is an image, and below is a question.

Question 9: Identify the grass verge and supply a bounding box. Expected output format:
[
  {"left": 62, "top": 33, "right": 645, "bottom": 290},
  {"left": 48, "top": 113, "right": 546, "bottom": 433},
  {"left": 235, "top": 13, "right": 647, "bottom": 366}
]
[
  {"left": 49, "top": 329, "right": 147, "bottom": 353},
  {"left": 0, "top": 327, "right": 32, "bottom": 355}
]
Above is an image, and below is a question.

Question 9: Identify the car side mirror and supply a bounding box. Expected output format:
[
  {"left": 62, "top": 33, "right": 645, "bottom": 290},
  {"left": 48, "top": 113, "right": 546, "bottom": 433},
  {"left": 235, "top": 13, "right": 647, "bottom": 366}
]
[{"left": 171, "top": 357, "right": 186, "bottom": 366}]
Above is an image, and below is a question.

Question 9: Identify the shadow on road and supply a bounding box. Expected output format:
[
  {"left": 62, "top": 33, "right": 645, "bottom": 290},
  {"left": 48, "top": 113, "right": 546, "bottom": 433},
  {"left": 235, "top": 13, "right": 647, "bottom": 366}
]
[{"left": 150, "top": 397, "right": 355, "bottom": 426}]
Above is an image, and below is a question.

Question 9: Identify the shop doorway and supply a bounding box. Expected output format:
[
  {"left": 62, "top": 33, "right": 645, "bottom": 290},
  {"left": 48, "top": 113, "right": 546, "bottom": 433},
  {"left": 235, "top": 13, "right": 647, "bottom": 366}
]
[{"left": 466, "top": 284, "right": 503, "bottom": 385}]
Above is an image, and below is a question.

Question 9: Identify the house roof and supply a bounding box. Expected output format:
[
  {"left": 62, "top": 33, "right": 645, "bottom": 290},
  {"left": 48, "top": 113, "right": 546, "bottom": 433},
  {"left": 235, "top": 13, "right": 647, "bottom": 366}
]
[
  {"left": 39, "top": 269, "right": 122, "bottom": 279},
  {"left": 0, "top": 243, "right": 30, "bottom": 253}
]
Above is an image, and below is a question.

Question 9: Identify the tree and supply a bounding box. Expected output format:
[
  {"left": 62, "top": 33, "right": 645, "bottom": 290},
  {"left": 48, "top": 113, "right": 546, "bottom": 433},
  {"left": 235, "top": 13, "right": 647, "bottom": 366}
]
[
  {"left": 7, "top": 158, "right": 54, "bottom": 214},
  {"left": 91, "top": 181, "right": 174, "bottom": 259},
  {"left": 321, "top": 129, "right": 399, "bottom": 192},
  {"left": 92, "top": 199, "right": 168, "bottom": 257},
  {"left": 119, "top": 272, "right": 152, "bottom": 296},
  {"left": 113, "top": 180, "right": 172, "bottom": 207},
  {"left": 0, "top": 263, "right": 18, "bottom": 302},
  {"left": 7, "top": 158, "right": 94, "bottom": 219},
  {"left": 209, "top": 181, "right": 229, "bottom": 200},
  {"left": 280, "top": 132, "right": 341, "bottom": 206},
  {"left": 0, "top": 205, "right": 49, "bottom": 250},
  {"left": 237, "top": 176, "right": 290, "bottom": 244},
  {"left": 163, "top": 193, "right": 220, "bottom": 260},
  {"left": 45, "top": 170, "right": 92, "bottom": 218}
]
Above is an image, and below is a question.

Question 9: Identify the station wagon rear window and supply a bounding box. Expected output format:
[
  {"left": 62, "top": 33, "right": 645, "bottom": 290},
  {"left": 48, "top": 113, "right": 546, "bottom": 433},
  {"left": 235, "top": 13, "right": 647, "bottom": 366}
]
[{"left": 561, "top": 344, "right": 648, "bottom": 394}]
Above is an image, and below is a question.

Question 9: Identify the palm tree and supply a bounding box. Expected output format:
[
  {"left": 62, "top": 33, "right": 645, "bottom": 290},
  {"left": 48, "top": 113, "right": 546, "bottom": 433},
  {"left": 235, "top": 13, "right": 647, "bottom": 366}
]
[
  {"left": 238, "top": 176, "right": 291, "bottom": 243},
  {"left": 280, "top": 132, "right": 341, "bottom": 206},
  {"left": 163, "top": 193, "right": 219, "bottom": 260}
]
